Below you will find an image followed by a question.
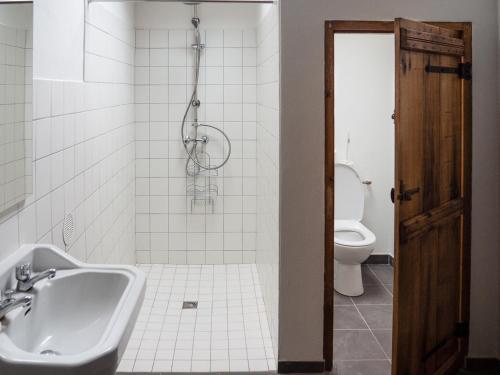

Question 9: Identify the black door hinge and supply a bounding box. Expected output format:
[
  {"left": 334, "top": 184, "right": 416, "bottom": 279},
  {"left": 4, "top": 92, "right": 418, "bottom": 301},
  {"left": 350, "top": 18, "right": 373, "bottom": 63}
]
[
  {"left": 459, "top": 62, "right": 472, "bottom": 80},
  {"left": 455, "top": 321, "right": 469, "bottom": 338},
  {"left": 425, "top": 62, "right": 472, "bottom": 80}
]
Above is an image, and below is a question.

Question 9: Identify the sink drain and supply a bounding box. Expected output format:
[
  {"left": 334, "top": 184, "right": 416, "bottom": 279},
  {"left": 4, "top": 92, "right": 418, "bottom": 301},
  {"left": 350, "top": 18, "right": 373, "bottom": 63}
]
[{"left": 40, "top": 350, "right": 61, "bottom": 356}]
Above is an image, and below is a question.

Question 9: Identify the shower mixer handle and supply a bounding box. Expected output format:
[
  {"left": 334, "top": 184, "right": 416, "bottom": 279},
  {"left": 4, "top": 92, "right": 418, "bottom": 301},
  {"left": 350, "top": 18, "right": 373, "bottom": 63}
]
[
  {"left": 191, "top": 43, "right": 205, "bottom": 50},
  {"left": 184, "top": 136, "right": 209, "bottom": 145}
]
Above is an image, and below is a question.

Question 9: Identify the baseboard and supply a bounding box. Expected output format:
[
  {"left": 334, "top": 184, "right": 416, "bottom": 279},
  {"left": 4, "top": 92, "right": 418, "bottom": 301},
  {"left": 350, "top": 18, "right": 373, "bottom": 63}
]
[
  {"left": 277, "top": 361, "right": 325, "bottom": 373},
  {"left": 363, "top": 254, "right": 394, "bottom": 265},
  {"left": 118, "top": 372, "right": 271, "bottom": 375},
  {"left": 465, "top": 357, "right": 500, "bottom": 371}
]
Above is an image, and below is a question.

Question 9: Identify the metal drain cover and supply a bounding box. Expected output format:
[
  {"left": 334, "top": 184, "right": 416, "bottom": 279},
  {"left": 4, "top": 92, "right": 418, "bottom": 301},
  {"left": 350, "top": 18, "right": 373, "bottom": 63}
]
[{"left": 182, "top": 301, "right": 198, "bottom": 309}]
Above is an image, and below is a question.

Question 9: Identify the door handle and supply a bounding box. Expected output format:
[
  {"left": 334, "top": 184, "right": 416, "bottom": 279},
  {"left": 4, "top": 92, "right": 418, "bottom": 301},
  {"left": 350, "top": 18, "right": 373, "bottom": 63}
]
[
  {"left": 392, "top": 182, "right": 420, "bottom": 203},
  {"left": 399, "top": 187, "right": 420, "bottom": 201}
]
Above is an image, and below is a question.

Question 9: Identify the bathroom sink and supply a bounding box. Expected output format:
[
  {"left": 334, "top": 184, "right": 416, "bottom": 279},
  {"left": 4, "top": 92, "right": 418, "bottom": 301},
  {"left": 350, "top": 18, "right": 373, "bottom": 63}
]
[{"left": 0, "top": 244, "right": 145, "bottom": 375}]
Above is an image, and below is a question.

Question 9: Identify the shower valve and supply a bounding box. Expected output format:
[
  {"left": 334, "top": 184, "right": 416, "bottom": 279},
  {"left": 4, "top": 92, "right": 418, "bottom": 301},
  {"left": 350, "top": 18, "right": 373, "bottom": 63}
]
[
  {"left": 184, "top": 136, "right": 209, "bottom": 145},
  {"left": 192, "top": 99, "right": 201, "bottom": 107}
]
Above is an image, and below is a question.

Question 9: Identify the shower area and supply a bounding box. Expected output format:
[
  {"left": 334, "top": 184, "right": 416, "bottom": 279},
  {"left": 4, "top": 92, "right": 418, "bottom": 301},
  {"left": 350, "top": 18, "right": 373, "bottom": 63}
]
[{"left": 117, "top": 0, "right": 279, "bottom": 372}]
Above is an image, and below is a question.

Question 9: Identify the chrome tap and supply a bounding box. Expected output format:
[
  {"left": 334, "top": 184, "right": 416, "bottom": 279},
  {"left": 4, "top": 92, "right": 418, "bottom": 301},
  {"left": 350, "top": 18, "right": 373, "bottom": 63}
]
[
  {"left": 0, "top": 289, "right": 32, "bottom": 320},
  {"left": 16, "top": 263, "right": 56, "bottom": 292}
]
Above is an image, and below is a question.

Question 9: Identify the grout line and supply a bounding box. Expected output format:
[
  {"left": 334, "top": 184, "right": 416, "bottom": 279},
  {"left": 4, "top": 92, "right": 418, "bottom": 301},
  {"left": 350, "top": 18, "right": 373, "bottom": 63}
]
[
  {"left": 369, "top": 328, "right": 392, "bottom": 360},
  {"left": 147, "top": 29, "right": 152, "bottom": 264},
  {"left": 136, "top": 265, "right": 157, "bottom": 370},
  {"left": 342, "top": 269, "right": 392, "bottom": 362},
  {"left": 209, "top": 264, "right": 215, "bottom": 368},
  {"left": 350, "top": 301, "right": 391, "bottom": 361},
  {"left": 171, "top": 264, "right": 184, "bottom": 371},
  {"left": 190, "top": 264, "right": 202, "bottom": 371},
  {"left": 150, "top": 263, "right": 163, "bottom": 372},
  {"left": 367, "top": 264, "right": 394, "bottom": 297},
  {"left": 225, "top": 264, "right": 232, "bottom": 371},
  {"left": 334, "top": 328, "right": 374, "bottom": 331},
  {"left": 241, "top": 264, "right": 251, "bottom": 370}
]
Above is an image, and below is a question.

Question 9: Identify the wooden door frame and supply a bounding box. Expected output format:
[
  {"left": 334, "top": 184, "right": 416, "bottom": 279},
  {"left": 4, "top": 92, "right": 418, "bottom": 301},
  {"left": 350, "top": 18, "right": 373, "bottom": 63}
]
[{"left": 323, "top": 20, "right": 472, "bottom": 372}]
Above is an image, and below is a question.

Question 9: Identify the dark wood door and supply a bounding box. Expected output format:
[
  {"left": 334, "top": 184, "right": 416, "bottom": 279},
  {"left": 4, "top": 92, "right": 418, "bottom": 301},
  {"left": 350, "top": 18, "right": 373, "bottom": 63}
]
[{"left": 392, "top": 18, "right": 472, "bottom": 375}]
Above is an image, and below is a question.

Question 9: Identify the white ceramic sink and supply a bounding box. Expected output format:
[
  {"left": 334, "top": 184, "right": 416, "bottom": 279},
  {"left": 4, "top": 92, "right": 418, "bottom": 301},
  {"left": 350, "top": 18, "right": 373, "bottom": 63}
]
[{"left": 0, "top": 244, "right": 145, "bottom": 375}]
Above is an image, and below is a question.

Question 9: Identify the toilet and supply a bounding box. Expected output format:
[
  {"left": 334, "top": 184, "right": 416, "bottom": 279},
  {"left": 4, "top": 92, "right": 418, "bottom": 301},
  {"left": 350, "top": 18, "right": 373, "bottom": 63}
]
[{"left": 334, "top": 163, "right": 376, "bottom": 296}]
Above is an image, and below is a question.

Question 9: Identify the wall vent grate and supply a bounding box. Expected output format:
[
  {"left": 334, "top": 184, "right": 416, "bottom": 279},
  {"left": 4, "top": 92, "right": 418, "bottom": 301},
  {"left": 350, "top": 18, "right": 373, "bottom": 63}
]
[{"left": 182, "top": 301, "right": 198, "bottom": 309}]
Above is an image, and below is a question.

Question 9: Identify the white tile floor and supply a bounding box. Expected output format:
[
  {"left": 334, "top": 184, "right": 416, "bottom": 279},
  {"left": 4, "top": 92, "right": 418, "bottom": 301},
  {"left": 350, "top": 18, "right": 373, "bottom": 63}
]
[{"left": 117, "top": 264, "right": 276, "bottom": 373}]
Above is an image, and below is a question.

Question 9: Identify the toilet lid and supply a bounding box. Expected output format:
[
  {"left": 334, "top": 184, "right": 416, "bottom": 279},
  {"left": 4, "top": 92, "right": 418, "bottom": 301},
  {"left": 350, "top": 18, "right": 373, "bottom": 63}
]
[{"left": 334, "top": 163, "right": 364, "bottom": 220}]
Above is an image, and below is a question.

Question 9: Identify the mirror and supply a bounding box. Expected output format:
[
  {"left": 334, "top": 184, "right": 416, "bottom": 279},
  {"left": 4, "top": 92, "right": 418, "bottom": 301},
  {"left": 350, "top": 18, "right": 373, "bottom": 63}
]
[{"left": 0, "top": 2, "right": 32, "bottom": 215}]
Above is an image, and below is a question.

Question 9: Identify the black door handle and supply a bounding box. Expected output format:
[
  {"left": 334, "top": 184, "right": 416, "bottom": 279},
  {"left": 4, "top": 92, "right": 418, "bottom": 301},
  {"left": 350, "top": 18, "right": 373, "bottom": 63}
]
[
  {"left": 400, "top": 187, "right": 420, "bottom": 201},
  {"left": 391, "top": 184, "right": 420, "bottom": 203}
]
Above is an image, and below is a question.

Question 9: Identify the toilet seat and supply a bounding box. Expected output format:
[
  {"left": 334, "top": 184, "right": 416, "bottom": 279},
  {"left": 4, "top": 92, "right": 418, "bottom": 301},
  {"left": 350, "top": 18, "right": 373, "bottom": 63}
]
[{"left": 334, "top": 220, "right": 376, "bottom": 248}]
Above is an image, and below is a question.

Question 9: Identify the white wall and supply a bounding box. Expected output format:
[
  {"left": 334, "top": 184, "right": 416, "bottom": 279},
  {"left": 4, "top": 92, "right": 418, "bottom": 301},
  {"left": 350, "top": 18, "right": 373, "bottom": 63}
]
[
  {"left": 33, "top": 0, "right": 84, "bottom": 81},
  {"left": 280, "top": 0, "right": 499, "bottom": 362},
  {"left": 85, "top": 3, "right": 135, "bottom": 84},
  {"left": 334, "top": 34, "right": 395, "bottom": 256},
  {"left": 135, "top": 2, "right": 260, "bottom": 30},
  {"left": 0, "top": 1, "right": 136, "bottom": 267},
  {"left": 256, "top": 1, "right": 280, "bottom": 359}
]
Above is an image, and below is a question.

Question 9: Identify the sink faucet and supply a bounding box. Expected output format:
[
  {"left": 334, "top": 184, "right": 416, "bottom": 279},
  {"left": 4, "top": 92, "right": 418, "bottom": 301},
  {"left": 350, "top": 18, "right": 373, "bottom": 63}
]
[
  {"left": 16, "top": 264, "right": 56, "bottom": 292},
  {"left": 0, "top": 290, "right": 32, "bottom": 320}
]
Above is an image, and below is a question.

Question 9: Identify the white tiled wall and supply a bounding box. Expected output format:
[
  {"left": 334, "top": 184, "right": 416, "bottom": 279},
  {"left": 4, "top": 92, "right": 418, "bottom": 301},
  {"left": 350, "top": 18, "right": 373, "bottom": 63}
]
[
  {"left": 256, "top": 3, "right": 280, "bottom": 357},
  {"left": 28, "top": 78, "right": 135, "bottom": 264},
  {"left": 134, "top": 27, "right": 258, "bottom": 265},
  {"left": 0, "top": 3, "right": 136, "bottom": 265},
  {"left": 85, "top": 3, "right": 135, "bottom": 84},
  {"left": 0, "top": 23, "right": 31, "bottom": 213}
]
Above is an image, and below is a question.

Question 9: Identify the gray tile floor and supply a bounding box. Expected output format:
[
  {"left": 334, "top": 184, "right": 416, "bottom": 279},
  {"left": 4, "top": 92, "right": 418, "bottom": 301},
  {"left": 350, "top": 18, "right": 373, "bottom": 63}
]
[{"left": 333, "top": 264, "right": 393, "bottom": 375}]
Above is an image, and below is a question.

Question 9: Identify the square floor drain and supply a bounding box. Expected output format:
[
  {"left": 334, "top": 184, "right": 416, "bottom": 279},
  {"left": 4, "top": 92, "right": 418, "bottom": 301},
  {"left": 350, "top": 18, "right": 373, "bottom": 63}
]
[{"left": 182, "top": 301, "right": 198, "bottom": 309}]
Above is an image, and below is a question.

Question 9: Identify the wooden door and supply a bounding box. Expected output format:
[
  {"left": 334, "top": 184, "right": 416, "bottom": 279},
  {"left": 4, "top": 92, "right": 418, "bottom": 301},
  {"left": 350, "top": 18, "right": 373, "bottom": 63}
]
[{"left": 393, "top": 19, "right": 472, "bottom": 375}]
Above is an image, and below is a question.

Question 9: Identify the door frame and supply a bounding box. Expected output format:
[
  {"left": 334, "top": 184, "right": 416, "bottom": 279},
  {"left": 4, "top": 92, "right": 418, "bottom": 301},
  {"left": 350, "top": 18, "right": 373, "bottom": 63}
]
[{"left": 323, "top": 20, "right": 472, "bottom": 372}]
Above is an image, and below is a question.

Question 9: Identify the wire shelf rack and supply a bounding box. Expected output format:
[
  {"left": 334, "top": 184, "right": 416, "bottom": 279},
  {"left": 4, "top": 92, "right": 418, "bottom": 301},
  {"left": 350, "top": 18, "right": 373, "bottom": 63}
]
[{"left": 186, "top": 151, "right": 219, "bottom": 213}]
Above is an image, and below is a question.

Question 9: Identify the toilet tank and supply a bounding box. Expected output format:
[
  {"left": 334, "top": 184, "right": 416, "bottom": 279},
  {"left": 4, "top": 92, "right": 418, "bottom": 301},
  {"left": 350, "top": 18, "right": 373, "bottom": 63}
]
[{"left": 334, "top": 163, "right": 364, "bottom": 221}]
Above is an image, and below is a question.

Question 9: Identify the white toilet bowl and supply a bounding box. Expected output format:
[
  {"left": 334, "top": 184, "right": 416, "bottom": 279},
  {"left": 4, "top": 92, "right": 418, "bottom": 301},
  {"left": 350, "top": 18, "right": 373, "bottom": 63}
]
[
  {"left": 334, "top": 219, "right": 376, "bottom": 296},
  {"left": 333, "top": 163, "right": 377, "bottom": 296}
]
